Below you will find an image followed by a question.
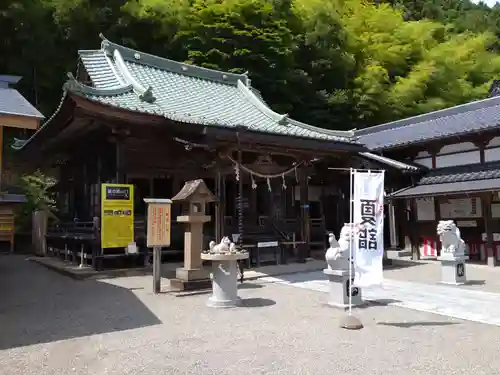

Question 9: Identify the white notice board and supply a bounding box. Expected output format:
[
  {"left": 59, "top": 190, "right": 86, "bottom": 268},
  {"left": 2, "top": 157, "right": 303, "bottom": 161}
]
[{"left": 416, "top": 197, "right": 435, "bottom": 221}]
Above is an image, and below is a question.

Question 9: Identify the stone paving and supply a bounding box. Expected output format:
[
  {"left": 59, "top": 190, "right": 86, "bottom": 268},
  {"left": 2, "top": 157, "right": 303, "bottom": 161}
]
[
  {"left": 261, "top": 271, "right": 500, "bottom": 326},
  {"left": 384, "top": 258, "right": 500, "bottom": 293},
  {"left": 3, "top": 254, "right": 500, "bottom": 375}
]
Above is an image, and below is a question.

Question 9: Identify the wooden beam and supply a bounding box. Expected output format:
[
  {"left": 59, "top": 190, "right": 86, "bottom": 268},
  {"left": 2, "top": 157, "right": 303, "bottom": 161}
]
[{"left": 0, "top": 114, "right": 40, "bottom": 130}]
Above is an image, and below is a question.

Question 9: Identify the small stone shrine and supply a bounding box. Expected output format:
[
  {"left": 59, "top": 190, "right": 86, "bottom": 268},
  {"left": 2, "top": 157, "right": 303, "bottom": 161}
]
[
  {"left": 170, "top": 179, "right": 217, "bottom": 291},
  {"left": 323, "top": 224, "right": 363, "bottom": 308},
  {"left": 437, "top": 220, "right": 468, "bottom": 285}
]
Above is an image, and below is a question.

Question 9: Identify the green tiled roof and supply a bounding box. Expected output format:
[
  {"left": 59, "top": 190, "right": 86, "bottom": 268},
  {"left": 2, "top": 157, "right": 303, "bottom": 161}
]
[{"left": 66, "top": 35, "right": 358, "bottom": 144}]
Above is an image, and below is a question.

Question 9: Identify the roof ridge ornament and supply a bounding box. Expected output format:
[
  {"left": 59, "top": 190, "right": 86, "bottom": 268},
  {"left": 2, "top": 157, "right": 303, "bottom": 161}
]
[
  {"left": 99, "top": 33, "right": 111, "bottom": 51},
  {"left": 278, "top": 114, "right": 289, "bottom": 126},
  {"left": 63, "top": 72, "right": 85, "bottom": 94},
  {"left": 112, "top": 49, "right": 156, "bottom": 103}
]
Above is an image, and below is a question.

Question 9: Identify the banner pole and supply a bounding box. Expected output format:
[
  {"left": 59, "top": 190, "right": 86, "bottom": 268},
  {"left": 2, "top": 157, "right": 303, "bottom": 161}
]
[
  {"left": 348, "top": 168, "right": 354, "bottom": 316},
  {"left": 340, "top": 168, "right": 363, "bottom": 330}
]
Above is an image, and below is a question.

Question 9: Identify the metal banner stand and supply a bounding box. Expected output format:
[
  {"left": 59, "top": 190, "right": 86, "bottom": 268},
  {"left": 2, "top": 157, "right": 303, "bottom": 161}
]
[
  {"left": 339, "top": 168, "right": 364, "bottom": 330},
  {"left": 327, "top": 167, "right": 385, "bottom": 330}
]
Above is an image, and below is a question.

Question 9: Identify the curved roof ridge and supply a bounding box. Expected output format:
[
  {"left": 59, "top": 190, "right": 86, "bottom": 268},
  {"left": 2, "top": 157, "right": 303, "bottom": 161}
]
[
  {"left": 112, "top": 49, "right": 156, "bottom": 103},
  {"left": 63, "top": 73, "right": 134, "bottom": 96},
  {"left": 104, "top": 51, "right": 127, "bottom": 86},
  {"left": 287, "top": 118, "right": 356, "bottom": 139},
  {"left": 99, "top": 34, "right": 249, "bottom": 86},
  {"left": 236, "top": 80, "right": 287, "bottom": 124},
  {"left": 237, "top": 80, "right": 356, "bottom": 140},
  {"left": 12, "top": 91, "right": 68, "bottom": 151},
  {"left": 356, "top": 95, "right": 500, "bottom": 136}
]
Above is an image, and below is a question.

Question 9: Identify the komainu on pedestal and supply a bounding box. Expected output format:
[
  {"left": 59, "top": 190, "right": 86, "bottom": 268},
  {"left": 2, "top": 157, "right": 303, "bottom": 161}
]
[
  {"left": 437, "top": 220, "right": 467, "bottom": 285},
  {"left": 323, "top": 224, "right": 363, "bottom": 308}
]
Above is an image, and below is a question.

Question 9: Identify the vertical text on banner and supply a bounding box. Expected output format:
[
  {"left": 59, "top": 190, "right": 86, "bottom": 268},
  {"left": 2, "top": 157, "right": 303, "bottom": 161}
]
[{"left": 352, "top": 170, "right": 385, "bottom": 287}]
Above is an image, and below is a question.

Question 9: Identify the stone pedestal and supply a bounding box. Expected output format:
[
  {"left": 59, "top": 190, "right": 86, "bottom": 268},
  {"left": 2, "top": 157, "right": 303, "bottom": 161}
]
[
  {"left": 169, "top": 267, "right": 211, "bottom": 292},
  {"left": 323, "top": 268, "right": 363, "bottom": 309},
  {"left": 438, "top": 254, "right": 467, "bottom": 285},
  {"left": 170, "top": 215, "right": 212, "bottom": 292},
  {"left": 202, "top": 252, "right": 249, "bottom": 308}
]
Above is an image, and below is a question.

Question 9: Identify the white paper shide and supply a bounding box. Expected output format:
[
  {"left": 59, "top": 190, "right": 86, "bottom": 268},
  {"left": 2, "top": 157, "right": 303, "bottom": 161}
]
[{"left": 352, "top": 170, "right": 385, "bottom": 287}]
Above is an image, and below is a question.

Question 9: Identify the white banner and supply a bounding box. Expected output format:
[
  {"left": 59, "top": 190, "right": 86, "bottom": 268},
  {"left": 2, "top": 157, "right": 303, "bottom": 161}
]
[{"left": 352, "top": 170, "right": 385, "bottom": 287}]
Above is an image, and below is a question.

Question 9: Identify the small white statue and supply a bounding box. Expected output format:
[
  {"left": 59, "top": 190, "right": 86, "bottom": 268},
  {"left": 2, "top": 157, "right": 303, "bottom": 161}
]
[
  {"left": 325, "top": 225, "right": 352, "bottom": 270},
  {"left": 208, "top": 236, "right": 237, "bottom": 254},
  {"left": 437, "top": 220, "right": 466, "bottom": 256}
]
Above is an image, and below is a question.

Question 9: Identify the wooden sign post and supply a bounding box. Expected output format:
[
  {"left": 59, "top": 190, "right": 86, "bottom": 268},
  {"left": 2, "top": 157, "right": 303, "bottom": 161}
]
[{"left": 144, "top": 198, "right": 172, "bottom": 294}]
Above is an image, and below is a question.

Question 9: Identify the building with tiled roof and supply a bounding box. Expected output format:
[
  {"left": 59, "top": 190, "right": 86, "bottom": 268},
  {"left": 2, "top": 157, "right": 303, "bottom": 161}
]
[
  {"left": 358, "top": 83, "right": 500, "bottom": 267},
  {"left": 0, "top": 75, "right": 43, "bottom": 193},
  {"left": 16, "top": 35, "right": 419, "bottom": 269}
]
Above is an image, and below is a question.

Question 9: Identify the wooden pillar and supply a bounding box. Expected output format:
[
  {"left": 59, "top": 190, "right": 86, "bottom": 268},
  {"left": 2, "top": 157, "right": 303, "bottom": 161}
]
[
  {"left": 172, "top": 175, "right": 182, "bottom": 218},
  {"left": 148, "top": 177, "right": 154, "bottom": 197},
  {"left": 483, "top": 193, "right": 497, "bottom": 267},
  {"left": 96, "top": 155, "right": 102, "bottom": 218},
  {"left": 83, "top": 161, "right": 89, "bottom": 219},
  {"left": 388, "top": 200, "right": 398, "bottom": 248},
  {"left": 113, "top": 133, "right": 126, "bottom": 184},
  {"left": 250, "top": 182, "right": 258, "bottom": 225},
  {"left": 115, "top": 139, "right": 123, "bottom": 183},
  {"left": 0, "top": 125, "right": 4, "bottom": 191},
  {"left": 215, "top": 170, "right": 222, "bottom": 242},
  {"left": 433, "top": 196, "right": 441, "bottom": 256},
  {"left": 299, "top": 168, "right": 309, "bottom": 261},
  {"left": 220, "top": 175, "right": 227, "bottom": 234},
  {"left": 408, "top": 199, "right": 419, "bottom": 260},
  {"left": 237, "top": 150, "right": 244, "bottom": 247}
]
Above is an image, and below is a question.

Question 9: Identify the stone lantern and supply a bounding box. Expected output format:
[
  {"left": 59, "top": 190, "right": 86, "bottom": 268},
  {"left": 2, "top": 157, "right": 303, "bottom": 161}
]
[{"left": 170, "top": 179, "right": 218, "bottom": 291}]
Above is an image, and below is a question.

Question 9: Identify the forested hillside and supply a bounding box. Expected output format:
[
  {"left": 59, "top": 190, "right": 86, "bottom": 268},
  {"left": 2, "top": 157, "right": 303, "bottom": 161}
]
[{"left": 2, "top": 0, "right": 500, "bottom": 130}]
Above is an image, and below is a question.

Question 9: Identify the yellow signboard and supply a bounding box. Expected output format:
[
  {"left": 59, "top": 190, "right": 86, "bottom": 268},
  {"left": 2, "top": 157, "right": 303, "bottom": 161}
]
[
  {"left": 144, "top": 199, "right": 172, "bottom": 248},
  {"left": 101, "top": 183, "right": 134, "bottom": 248}
]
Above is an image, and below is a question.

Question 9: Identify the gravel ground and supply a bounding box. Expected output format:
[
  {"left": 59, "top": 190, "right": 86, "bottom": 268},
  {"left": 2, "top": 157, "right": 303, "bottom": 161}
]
[{"left": 2, "top": 255, "right": 500, "bottom": 375}]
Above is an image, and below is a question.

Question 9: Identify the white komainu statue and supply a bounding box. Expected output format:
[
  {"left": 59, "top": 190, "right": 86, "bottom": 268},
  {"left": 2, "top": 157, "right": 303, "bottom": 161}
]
[
  {"left": 209, "top": 236, "right": 237, "bottom": 254},
  {"left": 437, "top": 220, "right": 466, "bottom": 256},
  {"left": 325, "top": 224, "right": 353, "bottom": 270}
]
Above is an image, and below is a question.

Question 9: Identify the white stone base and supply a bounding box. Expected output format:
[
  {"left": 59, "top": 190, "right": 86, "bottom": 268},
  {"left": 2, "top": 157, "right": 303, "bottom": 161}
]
[
  {"left": 438, "top": 255, "right": 467, "bottom": 285},
  {"left": 323, "top": 269, "right": 363, "bottom": 309},
  {"left": 207, "top": 295, "right": 242, "bottom": 308},
  {"left": 206, "top": 259, "right": 242, "bottom": 309}
]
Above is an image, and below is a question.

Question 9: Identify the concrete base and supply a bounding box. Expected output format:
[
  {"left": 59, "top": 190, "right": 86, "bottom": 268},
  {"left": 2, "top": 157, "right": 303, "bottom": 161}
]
[
  {"left": 169, "top": 278, "right": 212, "bottom": 292},
  {"left": 339, "top": 314, "right": 364, "bottom": 330},
  {"left": 207, "top": 295, "right": 243, "bottom": 308},
  {"left": 438, "top": 255, "right": 467, "bottom": 285},
  {"left": 323, "top": 268, "right": 363, "bottom": 308},
  {"left": 207, "top": 259, "right": 241, "bottom": 308},
  {"left": 175, "top": 267, "right": 209, "bottom": 281},
  {"left": 169, "top": 267, "right": 211, "bottom": 292}
]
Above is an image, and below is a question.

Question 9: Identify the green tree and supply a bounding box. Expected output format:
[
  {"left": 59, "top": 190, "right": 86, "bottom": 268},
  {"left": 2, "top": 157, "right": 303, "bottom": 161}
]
[{"left": 0, "top": 0, "right": 65, "bottom": 115}]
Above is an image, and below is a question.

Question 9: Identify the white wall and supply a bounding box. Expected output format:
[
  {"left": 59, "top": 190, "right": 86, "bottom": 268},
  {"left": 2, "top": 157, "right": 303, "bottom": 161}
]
[
  {"left": 414, "top": 142, "right": 480, "bottom": 168},
  {"left": 435, "top": 151, "right": 480, "bottom": 167},
  {"left": 414, "top": 151, "right": 433, "bottom": 168},
  {"left": 414, "top": 157, "right": 433, "bottom": 168},
  {"left": 485, "top": 136, "right": 500, "bottom": 162}
]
